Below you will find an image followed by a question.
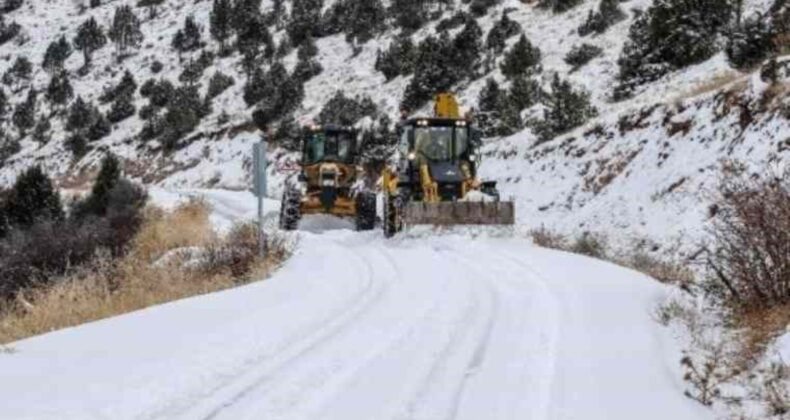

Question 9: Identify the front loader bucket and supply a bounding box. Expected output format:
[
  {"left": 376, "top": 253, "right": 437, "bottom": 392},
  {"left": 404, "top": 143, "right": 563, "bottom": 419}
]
[{"left": 403, "top": 201, "right": 515, "bottom": 226}]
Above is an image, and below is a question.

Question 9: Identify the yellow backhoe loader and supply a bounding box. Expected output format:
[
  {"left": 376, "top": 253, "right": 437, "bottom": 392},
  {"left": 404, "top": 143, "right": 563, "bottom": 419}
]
[
  {"left": 381, "top": 93, "right": 515, "bottom": 237},
  {"left": 279, "top": 125, "right": 376, "bottom": 231}
]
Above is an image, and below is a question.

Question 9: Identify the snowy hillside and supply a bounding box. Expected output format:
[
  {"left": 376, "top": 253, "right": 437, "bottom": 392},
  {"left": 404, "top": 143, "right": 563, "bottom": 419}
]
[{"left": 0, "top": 0, "right": 785, "bottom": 248}]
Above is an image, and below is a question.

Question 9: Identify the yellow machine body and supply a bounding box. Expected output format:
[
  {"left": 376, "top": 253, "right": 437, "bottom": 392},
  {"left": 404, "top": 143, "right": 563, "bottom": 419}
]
[{"left": 381, "top": 93, "right": 515, "bottom": 236}]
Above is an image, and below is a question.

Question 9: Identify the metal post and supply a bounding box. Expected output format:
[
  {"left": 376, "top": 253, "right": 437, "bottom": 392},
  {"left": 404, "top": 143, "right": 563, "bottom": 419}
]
[
  {"left": 253, "top": 138, "right": 268, "bottom": 258},
  {"left": 258, "top": 193, "right": 266, "bottom": 257}
]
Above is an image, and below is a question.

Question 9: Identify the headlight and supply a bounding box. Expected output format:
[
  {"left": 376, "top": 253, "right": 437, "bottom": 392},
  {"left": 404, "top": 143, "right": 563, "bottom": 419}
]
[
  {"left": 469, "top": 153, "right": 477, "bottom": 160},
  {"left": 407, "top": 152, "right": 416, "bottom": 160}
]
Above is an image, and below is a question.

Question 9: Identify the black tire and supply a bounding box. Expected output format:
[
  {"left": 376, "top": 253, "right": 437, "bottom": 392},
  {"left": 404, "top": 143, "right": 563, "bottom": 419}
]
[
  {"left": 355, "top": 191, "right": 376, "bottom": 231},
  {"left": 481, "top": 184, "right": 501, "bottom": 202},
  {"left": 279, "top": 188, "right": 302, "bottom": 231},
  {"left": 383, "top": 193, "right": 403, "bottom": 238}
]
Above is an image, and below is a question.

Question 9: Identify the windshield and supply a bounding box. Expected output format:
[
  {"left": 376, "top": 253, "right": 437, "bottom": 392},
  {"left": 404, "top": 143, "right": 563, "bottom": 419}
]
[
  {"left": 414, "top": 126, "right": 469, "bottom": 161},
  {"left": 304, "top": 132, "right": 354, "bottom": 164}
]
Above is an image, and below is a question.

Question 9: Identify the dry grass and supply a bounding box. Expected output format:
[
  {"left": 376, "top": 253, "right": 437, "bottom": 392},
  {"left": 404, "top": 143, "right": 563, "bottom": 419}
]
[
  {"left": 0, "top": 201, "right": 289, "bottom": 345},
  {"left": 673, "top": 71, "right": 746, "bottom": 102},
  {"left": 132, "top": 197, "right": 216, "bottom": 262},
  {"left": 735, "top": 304, "right": 790, "bottom": 367}
]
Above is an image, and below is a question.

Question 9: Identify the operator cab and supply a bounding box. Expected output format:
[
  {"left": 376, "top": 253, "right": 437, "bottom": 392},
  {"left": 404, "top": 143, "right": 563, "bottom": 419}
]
[
  {"left": 302, "top": 125, "right": 358, "bottom": 166},
  {"left": 396, "top": 118, "right": 483, "bottom": 201}
]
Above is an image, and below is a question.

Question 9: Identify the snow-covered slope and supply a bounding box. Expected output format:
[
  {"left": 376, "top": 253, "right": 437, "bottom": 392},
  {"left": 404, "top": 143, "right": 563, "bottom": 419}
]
[
  {"left": 0, "top": 0, "right": 786, "bottom": 247},
  {"left": 484, "top": 67, "right": 790, "bottom": 250},
  {"left": 0, "top": 190, "right": 710, "bottom": 420}
]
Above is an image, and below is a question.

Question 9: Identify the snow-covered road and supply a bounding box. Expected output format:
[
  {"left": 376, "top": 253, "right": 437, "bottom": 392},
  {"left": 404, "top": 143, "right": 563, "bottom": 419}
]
[{"left": 0, "top": 191, "right": 709, "bottom": 420}]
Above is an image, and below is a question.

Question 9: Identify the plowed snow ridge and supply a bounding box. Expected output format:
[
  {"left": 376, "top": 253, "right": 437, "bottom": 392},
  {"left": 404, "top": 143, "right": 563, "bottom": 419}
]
[{"left": 0, "top": 191, "right": 710, "bottom": 420}]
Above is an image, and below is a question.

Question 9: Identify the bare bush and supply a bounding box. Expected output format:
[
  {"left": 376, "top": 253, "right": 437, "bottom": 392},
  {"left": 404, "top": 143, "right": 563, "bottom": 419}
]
[
  {"left": 626, "top": 252, "right": 695, "bottom": 288},
  {"left": 681, "top": 342, "right": 739, "bottom": 406},
  {"left": 569, "top": 232, "right": 608, "bottom": 259},
  {"left": 703, "top": 167, "right": 790, "bottom": 310},
  {"left": 530, "top": 226, "right": 567, "bottom": 250},
  {"left": 0, "top": 203, "right": 291, "bottom": 344},
  {"left": 759, "top": 361, "right": 789, "bottom": 416}
]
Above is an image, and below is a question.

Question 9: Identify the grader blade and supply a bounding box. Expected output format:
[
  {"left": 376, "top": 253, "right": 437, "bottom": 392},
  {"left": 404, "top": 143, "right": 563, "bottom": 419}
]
[{"left": 403, "top": 201, "right": 515, "bottom": 226}]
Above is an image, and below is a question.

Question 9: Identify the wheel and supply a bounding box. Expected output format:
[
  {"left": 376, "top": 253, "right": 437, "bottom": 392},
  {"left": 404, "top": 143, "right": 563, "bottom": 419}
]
[
  {"left": 279, "top": 188, "right": 302, "bottom": 231},
  {"left": 481, "top": 183, "right": 501, "bottom": 202},
  {"left": 383, "top": 193, "right": 403, "bottom": 238},
  {"left": 355, "top": 191, "right": 376, "bottom": 231}
]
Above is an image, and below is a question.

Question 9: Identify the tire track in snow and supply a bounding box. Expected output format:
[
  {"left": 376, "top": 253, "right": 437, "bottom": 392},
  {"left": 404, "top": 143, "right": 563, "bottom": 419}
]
[
  {"left": 144, "top": 236, "right": 385, "bottom": 420},
  {"left": 442, "top": 242, "right": 562, "bottom": 420},
  {"left": 191, "top": 238, "right": 458, "bottom": 420}
]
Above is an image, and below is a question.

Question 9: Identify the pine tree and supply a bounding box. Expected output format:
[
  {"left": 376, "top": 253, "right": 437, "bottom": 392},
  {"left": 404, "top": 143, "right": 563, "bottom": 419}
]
[
  {"left": 478, "top": 78, "right": 502, "bottom": 114},
  {"left": 451, "top": 20, "right": 483, "bottom": 79},
  {"left": 539, "top": 0, "right": 584, "bottom": 14},
  {"left": 272, "top": 113, "right": 302, "bottom": 151},
  {"left": 533, "top": 73, "right": 596, "bottom": 142},
  {"left": 172, "top": 15, "right": 202, "bottom": 55},
  {"left": 32, "top": 117, "right": 51, "bottom": 144},
  {"left": 210, "top": 0, "right": 233, "bottom": 53},
  {"left": 477, "top": 78, "right": 524, "bottom": 137},
  {"left": 289, "top": 0, "right": 323, "bottom": 46},
  {"left": 486, "top": 12, "right": 521, "bottom": 55},
  {"left": 42, "top": 36, "right": 72, "bottom": 73},
  {"left": 401, "top": 32, "right": 458, "bottom": 111},
  {"left": 207, "top": 71, "right": 234, "bottom": 99},
  {"left": 87, "top": 112, "right": 111, "bottom": 141},
  {"left": 74, "top": 17, "right": 107, "bottom": 70},
  {"left": 138, "top": 0, "right": 165, "bottom": 18},
  {"left": 107, "top": 94, "right": 135, "bottom": 123},
  {"left": 65, "top": 132, "right": 88, "bottom": 158},
  {"left": 375, "top": 35, "right": 416, "bottom": 80},
  {"left": 82, "top": 153, "right": 121, "bottom": 216},
  {"left": 389, "top": 0, "right": 427, "bottom": 32},
  {"left": 321, "top": 0, "right": 350, "bottom": 36},
  {"left": 12, "top": 89, "right": 36, "bottom": 136},
  {"left": 469, "top": 0, "right": 501, "bottom": 17},
  {"left": 231, "top": 0, "right": 261, "bottom": 29},
  {"left": 237, "top": 13, "right": 272, "bottom": 58},
  {"left": 345, "top": 0, "right": 386, "bottom": 46},
  {"left": 727, "top": 14, "right": 776, "bottom": 69},
  {"left": 268, "top": 0, "right": 286, "bottom": 29},
  {"left": 500, "top": 34, "right": 541, "bottom": 80},
  {"left": 108, "top": 5, "right": 143, "bottom": 60},
  {"left": 508, "top": 76, "right": 541, "bottom": 111},
  {"left": 565, "top": 43, "right": 603, "bottom": 71},
  {"left": 578, "top": 0, "right": 626, "bottom": 36},
  {"left": 293, "top": 52, "right": 323, "bottom": 82},
  {"left": 2, "top": 56, "right": 32, "bottom": 90},
  {"left": 358, "top": 114, "right": 395, "bottom": 171},
  {"left": 615, "top": 0, "right": 736, "bottom": 99},
  {"left": 45, "top": 71, "right": 74, "bottom": 107},
  {"left": 67, "top": 96, "right": 96, "bottom": 132},
  {"left": 0, "top": 87, "right": 7, "bottom": 120},
  {"left": 250, "top": 63, "right": 304, "bottom": 130},
  {"left": 318, "top": 91, "right": 377, "bottom": 126},
  {"left": 0, "top": 16, "right": 21, "bottom": 47},
  {"left": 3, "top": 165, "right": 63, "bottom": 229},
  {"left": 160, "top": 85, "right": 206, "bottom": 150},
  {"left": 100, "top": 70, "right": 137, "bottom": 103}
]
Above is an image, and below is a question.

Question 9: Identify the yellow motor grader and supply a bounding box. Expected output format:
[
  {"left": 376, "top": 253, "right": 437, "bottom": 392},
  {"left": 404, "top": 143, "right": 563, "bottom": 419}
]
[
  {"left": 279, "top": 125, "right": 376, "bottom": 231},
  {"left": 381, "top": 93, "right": 515, "bottom": 237}
]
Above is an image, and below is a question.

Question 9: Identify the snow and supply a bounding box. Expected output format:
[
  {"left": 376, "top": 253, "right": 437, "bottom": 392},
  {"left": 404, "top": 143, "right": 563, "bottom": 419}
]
[{"left": 0, "top": 190, "right": 711, "bottom": 420}]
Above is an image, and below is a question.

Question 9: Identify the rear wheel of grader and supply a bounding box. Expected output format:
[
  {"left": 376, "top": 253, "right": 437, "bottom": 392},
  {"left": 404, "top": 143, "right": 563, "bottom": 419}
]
[
  {"left": 382, "top": 193, "right": 403, "bottom": 238},
  {"left": 279, "top": 188, "right": 302, "bottom": 231},
  {"left": 354, "top": 191, "right": 376, "bottom": 231}
]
